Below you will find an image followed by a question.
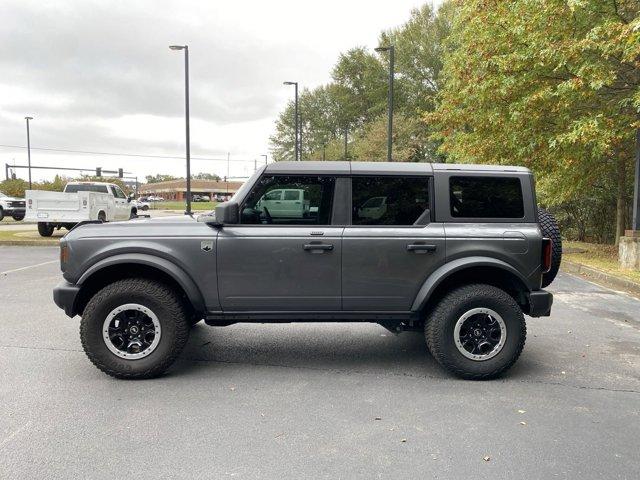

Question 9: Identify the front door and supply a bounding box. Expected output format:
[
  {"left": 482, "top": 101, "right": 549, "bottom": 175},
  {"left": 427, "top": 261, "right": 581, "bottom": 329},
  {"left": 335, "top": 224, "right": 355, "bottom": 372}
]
[
  {"left": 110, "top": 185, "right": 129, "bottom": 220},
  {"left": 217, "top": 174, "right": 341, "bottom": 311},
  {"left": 342, "top": 175, "right": 446, "bottom": 311}
]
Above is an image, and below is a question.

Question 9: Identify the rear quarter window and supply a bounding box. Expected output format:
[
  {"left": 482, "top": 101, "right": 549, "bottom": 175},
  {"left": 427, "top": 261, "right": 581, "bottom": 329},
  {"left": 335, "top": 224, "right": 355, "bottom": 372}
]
[{"left": 450, "top": 176, "right": 524, "bottom": 218}]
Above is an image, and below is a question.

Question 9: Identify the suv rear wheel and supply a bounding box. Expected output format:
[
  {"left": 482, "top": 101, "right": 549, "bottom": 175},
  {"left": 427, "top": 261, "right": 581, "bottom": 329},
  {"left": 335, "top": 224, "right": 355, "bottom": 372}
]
[
  {"left": 80, "top": 278, "right": 190, "bottom": 379},
  {"left": 425, "top": 284, "right": 526, "bottom": 380}
]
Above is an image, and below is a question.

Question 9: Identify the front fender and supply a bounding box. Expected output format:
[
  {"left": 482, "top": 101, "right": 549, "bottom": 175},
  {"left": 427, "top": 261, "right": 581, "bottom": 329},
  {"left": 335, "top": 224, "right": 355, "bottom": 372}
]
[
  {"left": 411, "top": 256, "right": 531, "bottom": 312},
  {"left": 77, "top": 253, "right": 206, "bottom": 313}
]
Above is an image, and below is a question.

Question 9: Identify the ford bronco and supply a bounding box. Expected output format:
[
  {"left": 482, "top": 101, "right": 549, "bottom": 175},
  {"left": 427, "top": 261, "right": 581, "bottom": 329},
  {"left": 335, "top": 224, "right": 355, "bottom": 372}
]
[{"left": 53, "top": 161, "right": 561, "bottom": 379}]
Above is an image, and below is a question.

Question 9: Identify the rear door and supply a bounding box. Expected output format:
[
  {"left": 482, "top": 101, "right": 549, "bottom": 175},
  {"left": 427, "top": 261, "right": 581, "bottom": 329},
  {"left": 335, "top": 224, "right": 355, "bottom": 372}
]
[
  {"left": 217, "top": 174, "right": 342, "bottom": 311},
  {"left": 342, "top": 175, "right": 446, "bottom": 311}
]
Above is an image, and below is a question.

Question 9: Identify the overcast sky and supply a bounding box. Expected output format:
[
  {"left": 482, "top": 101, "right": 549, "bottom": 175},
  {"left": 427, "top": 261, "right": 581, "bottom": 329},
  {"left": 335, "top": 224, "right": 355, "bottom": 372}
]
[{"left": 0, "top": 0, "right": 439, "bottom": 182}]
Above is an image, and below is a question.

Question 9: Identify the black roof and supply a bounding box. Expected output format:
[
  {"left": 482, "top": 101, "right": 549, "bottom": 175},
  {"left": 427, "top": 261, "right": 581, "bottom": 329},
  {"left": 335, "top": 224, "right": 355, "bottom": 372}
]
[{"left": 264, "top": 161, "right": 531, "bottom": 175}]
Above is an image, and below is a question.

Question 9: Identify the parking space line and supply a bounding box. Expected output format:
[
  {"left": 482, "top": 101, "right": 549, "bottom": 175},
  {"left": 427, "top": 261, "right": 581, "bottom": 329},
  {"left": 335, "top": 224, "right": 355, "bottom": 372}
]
[{"left": 1, "top": 260, "right": 58, "bottom": 275}]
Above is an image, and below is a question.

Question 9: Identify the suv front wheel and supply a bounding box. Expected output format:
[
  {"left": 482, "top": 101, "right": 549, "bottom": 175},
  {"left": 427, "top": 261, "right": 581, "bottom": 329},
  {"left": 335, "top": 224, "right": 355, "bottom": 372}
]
[
  {"left": 425, "top": 284, "right": 526, "bottom": 380},
  {"left": 80, "top": 278, "right": 190, "bottom": 379}
]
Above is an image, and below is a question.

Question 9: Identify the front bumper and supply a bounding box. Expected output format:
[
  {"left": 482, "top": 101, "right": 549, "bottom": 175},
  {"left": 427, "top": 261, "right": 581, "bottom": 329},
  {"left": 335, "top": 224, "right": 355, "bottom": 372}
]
[
  {"left": 527, "top": 289, "right": 553, "bottom": 317},
  {"left": 3, "top": 207, "right": 25, "bottom": 215},
  {"left": 53, "top": 281, "right": 81, "bottom": 317}
]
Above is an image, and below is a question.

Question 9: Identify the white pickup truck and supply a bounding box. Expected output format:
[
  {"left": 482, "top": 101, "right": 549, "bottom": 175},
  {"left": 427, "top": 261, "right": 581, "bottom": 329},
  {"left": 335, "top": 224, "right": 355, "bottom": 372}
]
[
  {"left": 256, "top": 188, "right": 312, "bottom": 218},
  {"left": 26, "top": 182, "right": 136, "bottom": 237}
]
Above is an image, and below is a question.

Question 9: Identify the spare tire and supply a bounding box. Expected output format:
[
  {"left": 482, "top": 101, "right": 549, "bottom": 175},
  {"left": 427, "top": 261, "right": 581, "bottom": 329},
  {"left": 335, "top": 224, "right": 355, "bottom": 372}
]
[{"left": 538, "top": 208, "right": 562, "bottom": 288}]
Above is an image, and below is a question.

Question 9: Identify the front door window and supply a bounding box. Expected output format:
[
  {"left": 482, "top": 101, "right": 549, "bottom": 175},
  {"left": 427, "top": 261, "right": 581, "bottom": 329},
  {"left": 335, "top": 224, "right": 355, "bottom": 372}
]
[{"left": 241, "top": 175, "right": 335, "bottom": 225}]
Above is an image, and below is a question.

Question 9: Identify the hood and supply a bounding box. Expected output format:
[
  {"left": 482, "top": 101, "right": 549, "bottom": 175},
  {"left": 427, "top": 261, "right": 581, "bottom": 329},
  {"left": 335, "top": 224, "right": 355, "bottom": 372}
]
[{"left": 64, "top": 214, "right": 211, "bottom": 240}]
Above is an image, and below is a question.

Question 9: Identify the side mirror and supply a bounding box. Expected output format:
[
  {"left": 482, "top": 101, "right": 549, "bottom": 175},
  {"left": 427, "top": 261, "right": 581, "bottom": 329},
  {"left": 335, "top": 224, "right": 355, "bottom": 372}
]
[{"left": 197, "top": 201, "right": 239, "bottom": 225}]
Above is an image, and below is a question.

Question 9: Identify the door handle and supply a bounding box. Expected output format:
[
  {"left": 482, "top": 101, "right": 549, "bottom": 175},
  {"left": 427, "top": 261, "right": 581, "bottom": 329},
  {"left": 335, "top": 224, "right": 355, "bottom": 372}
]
[
  {"left": 303, "top": 243, "right": 334, "bottom": 251},
  {"left": 407, "top": 244, "right": 437, "bottom": 253}
]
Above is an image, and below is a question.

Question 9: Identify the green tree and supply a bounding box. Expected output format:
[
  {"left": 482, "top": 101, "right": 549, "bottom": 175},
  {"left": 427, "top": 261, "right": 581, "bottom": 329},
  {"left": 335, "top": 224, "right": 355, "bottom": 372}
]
[
  {"left": 430, "top": 0, "right": 639, "bottom": 244},
  {"left": 145, "top": 174, "right": 179, "bottom": 184},
  {"left": 193, "top": 172, "right": 221, "bottom": 181}
]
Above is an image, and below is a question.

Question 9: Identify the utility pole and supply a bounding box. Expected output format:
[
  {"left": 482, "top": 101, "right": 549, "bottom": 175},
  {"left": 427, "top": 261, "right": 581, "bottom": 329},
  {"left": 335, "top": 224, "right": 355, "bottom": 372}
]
[
  {"left": 632, "top": 128, "right": 640, "bottom": 231},
  {"left": 262, "top": 154, "right": 268, "bottom": 166},
  {"left": 25, "top": 116, "right": 33, "bottom": 188},
  {"left": 169, "top": 45, "right": 192, "bottom": 214},
  {"left": 283, "top": 81, "right": 299, "bottom": 161},
  {"left": 344, "top": 127, "right": 348, "bottom": 160},
  {"left": 375, "top": 45, "right": 395, "bottom": 161}
]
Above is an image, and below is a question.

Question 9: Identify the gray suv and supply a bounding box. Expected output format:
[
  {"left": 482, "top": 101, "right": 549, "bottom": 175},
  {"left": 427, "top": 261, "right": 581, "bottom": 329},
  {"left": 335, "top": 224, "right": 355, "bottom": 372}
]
[{"left": 53, "top": 162, "right": 560, "bottom": 380}]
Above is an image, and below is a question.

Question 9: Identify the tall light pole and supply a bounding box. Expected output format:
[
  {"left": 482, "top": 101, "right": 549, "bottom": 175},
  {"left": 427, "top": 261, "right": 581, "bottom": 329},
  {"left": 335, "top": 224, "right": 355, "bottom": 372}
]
[
  {"left": 375, "top": 45, "right": 395, "bottom": 162},
  {"left": 25, "top": 116, "right": 33, "bottom": 189},
  {"left": 169, "top": 45, "right": 192, "bottom": 215},
  {"left": 261, "top": 154, "right": 268, "bottom": 166},
  {"left": 632, "top": 128, "right": 640, "bottom": 231},
  {"left": 283, "top": 81, "right": 299, "bottom": 161}
]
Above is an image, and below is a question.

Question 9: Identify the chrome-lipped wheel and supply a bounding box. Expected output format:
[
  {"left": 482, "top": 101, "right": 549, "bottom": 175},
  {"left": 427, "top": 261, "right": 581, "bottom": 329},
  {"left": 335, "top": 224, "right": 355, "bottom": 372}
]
[
  {"left": 102, "top": 304, "right": 161, "bottom": 360},
  {"left": 453, "top": 308, "right": 506, "bottom": 361}
]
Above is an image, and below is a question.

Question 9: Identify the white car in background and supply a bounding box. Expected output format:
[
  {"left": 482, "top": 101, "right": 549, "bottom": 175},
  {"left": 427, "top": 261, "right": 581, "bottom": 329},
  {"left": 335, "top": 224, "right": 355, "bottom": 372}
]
[
  {"left": 0, "top": 191, "right": 26, "bottom": 221},
  {"left": 132, "top": 198, "right": 150, "bottom": 211},
  {"left": 357, "top": 196, "right": 388, "bottom": 220},
  {"left": 256, "top": 188, "right": 311, "bottom": 218}
]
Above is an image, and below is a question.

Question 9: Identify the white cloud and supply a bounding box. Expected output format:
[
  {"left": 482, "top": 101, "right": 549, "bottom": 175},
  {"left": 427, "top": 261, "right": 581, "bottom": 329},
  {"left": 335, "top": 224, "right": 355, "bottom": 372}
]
[{"left": 0, "top": 0, "right": 440, "bottom": 181}]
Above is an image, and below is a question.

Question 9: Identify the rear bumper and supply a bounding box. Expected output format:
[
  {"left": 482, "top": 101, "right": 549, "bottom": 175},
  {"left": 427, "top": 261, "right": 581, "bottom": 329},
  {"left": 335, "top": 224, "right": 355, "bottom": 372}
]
[
  {"left": 53, "top": 281, "right": 81, "bottom": 318},
  {"left": 527, "top": 289, "right": 553, "bottom": 317}
]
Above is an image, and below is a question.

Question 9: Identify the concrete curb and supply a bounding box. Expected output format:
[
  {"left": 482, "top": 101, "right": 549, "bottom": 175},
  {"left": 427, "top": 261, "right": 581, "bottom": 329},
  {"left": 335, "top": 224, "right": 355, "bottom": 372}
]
[
  {"left": 561, "top": 260, "right": 640, "bottom": 297},
  {"left": 0, "top": 239, "right": 60, "bottom": 246}
]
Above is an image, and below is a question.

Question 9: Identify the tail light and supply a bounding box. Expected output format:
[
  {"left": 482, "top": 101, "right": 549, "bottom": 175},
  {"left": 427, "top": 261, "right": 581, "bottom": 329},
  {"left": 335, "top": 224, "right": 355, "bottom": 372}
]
[{"left": 542, "top": 238, "right": 552, "bottom": 273}]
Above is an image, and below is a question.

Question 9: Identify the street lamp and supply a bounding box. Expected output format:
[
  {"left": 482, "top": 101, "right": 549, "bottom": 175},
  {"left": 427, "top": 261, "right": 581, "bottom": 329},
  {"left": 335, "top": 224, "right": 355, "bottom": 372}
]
[
  {"left": 24, "top": 116, "right": 33, "bottom": 189},
  {"left": 261, "top": 154, "right": 268, "bottom": 166},
  {"left": 283, "top": 81, "right": 299, "bottom": 161},
  {"left": 375, "top": 45, "right": 395, "bottom": 162},
  {"left": 169, "top": 44, "right": 192, "bottom": 215}
]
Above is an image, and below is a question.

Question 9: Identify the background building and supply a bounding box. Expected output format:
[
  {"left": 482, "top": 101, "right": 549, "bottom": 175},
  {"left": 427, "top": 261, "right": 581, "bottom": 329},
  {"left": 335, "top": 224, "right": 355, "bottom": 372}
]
[{"left": 138, "top": 179, "right": 244, "bottom": 201}]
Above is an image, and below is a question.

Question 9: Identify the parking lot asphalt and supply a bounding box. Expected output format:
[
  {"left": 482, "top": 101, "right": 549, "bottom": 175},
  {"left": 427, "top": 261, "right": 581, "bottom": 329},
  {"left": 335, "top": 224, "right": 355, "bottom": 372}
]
[{"left": 1, "top": 245, "right": 639, "bottom": 479}]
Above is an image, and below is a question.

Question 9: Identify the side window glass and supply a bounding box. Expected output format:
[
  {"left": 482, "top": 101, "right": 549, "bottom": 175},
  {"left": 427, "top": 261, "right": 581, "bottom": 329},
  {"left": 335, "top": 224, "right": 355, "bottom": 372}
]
[
  {"left": 241, "top": 175, "right": 336, "bottom": 225},
  {"left": 449, "top": 176, "right": 524, "bottom": 218},
  {"left": 352, "top": 176, "right": 430, "bottom": 226},
  {"left": 112, "top": 186, "right": 126, "bottom": 199}
]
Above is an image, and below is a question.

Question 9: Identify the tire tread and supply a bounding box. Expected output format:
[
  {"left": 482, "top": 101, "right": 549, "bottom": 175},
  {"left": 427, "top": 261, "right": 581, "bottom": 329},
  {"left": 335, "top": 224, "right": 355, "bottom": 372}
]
[{"left": 80, "top": 278, "right": 189, "bottom": 379}]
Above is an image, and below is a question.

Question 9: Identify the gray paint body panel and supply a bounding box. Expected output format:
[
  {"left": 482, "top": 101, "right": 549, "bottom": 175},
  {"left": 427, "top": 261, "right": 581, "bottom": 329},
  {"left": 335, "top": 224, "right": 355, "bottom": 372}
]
[{"left": 56, "top": 161, "right": 550, "bottom": 321}]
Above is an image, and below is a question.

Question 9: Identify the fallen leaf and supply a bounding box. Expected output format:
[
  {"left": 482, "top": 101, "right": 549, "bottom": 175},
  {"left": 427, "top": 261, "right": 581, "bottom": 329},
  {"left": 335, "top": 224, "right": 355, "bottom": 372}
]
[
  {"left": 520, "top": 421, "right": 527, "bottom": 426},
  {"left": 483, "top": 456, "right": 491, "bottom": 462},
  {"left": 561, "top": 371, "right": 566, "bottom": 375},
  {"left": 374, "top": 417, "right": 382, "bottom": 421},
  {"left": 517, "top": 409, "right": 526, "bottom": 414},
  {"left": 401, "top": 439, "right": 407, "bottom": 443}
]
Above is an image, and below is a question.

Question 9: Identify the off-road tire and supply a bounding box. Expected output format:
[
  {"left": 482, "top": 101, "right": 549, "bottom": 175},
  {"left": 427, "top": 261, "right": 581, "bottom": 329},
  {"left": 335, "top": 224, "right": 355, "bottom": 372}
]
[
  {"left": 538, "top": 208, "right": 562, "bottom": 287},
  {"left": 98, "top": 211, "right": 106, "bottom": 223},
  {"left": 37, "top": 222, "right": 54, "bottom": 237},
  {"left": 12, "top": 212, "right": 25, "bottom": 221},
  {"left": 80, "top": 278, "right": 190, "bottom": 379},
  {"left": 425, "top": 284, "right": 526, "bottom": 380}
]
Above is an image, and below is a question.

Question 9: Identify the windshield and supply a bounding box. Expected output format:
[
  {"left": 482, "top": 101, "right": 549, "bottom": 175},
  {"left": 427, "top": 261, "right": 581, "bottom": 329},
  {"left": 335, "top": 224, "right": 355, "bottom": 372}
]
[
  {"left": 65, "top": 184, "right": 109, "bottom": 193},
  {"left": 230, "top": 167, "right": 264, "bottom": 203},
  {"left": 0, "top": 192, "right": 8, "bottom": 199}
]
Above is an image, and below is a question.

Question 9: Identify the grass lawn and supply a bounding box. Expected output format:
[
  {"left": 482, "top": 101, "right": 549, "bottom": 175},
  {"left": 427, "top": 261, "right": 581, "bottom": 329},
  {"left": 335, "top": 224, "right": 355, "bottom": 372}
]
[
  {"left": 564, "top": 240, "right": 640, "bottom": 284},
  {"left": 148, "top": 201, "right": 217, "bottom": 211},
  {"left": 0, "top": 229, "right": 62, "bottom": 243}
]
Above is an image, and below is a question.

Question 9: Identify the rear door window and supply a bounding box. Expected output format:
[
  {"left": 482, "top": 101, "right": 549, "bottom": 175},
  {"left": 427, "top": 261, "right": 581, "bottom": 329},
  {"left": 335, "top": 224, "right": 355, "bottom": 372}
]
[
  {"left": 65, "top": 184, "right": 109, "bottom": 194},
  {"left": 449, "top": 176, "right": 524, "bottom": 218},
  {"left": 351, "top": 176, "right": 430, "bottom": 226}
]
